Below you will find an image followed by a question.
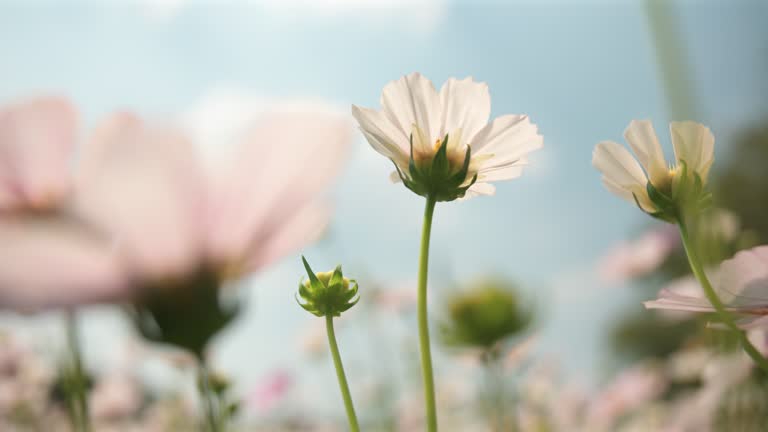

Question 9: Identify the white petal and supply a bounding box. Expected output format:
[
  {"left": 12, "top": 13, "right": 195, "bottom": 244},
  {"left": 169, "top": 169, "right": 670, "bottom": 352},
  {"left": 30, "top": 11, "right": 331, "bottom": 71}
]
[
  {"left": 0, "top": 96, "right": 77, "bottom": 209},
  {"left": 602, "top": 177, "right": 654, "bottom": 212},
  {"left": 438, "top": 77, "right": 490, "bottom": 140},
  {"left": 0, "top": 217, "right": 127, "bottom": 311},
  {"left": 463, "top": 182, "right": 496, "bottom": 199},
  {"left": 477, "top": 160, "right": 526, "bottom": 182},
  {"left": 624, "top": 120, "right": 668, "bottom": 183},
  {"left": 670, "top": 121, "right": 715, "bottom": 182},
  {"left": 593, "top": 141, "right": 649, "bottom": 190},
  {"left": 380, "top": 72, "right": 441, "bottom": 142},
  {"left": 351, "top": 105, "right": 409, "bottom": 166},
  {"left": 470, "top": 114, "right": 542, "bottom": 158}
]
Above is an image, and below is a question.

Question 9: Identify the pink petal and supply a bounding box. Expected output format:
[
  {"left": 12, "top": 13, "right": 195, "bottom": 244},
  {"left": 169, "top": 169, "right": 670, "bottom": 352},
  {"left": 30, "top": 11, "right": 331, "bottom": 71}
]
[
  {"left": 0, "top": 96, "right": 78, "bottom": 210},
  {"left": 206, "top": 109, "right": 352, "bottom": 267},
  {"left": 76, "top": 113, "right": 207, "bottom": 280},
  {"left": 0, "top": 217, "right": 127, "bottom": 311}
]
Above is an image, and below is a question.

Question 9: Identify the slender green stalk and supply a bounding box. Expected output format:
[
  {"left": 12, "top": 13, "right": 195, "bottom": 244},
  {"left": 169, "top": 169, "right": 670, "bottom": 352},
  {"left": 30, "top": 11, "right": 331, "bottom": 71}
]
[
  {"left": 417, "top": 195, "right": 438, "bottom": 431},
  {"left": 325, "top": 315, "right": 360, "bottom": 432},
  {"left": 678, "top": 218, "right": 768, "bottom": 373},
  {"left": 65, "top": 309, "right": 90, "bottom": 432},
  {"left": 197, "top": 357, "right": 221, "bottom": 432}
]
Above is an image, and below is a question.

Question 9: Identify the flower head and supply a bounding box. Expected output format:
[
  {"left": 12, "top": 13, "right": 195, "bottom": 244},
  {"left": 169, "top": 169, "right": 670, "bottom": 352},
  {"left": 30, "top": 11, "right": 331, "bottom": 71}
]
[
  {"left": 297, "top": 256, "right": 359, "bottom": 317},
  {"left": 72, "top": 99, "right": 352, "bottom": 355},
  {"left": 644, "top": 245, "right": 768, "bottom": 329},
  {"left": 352, "top": 72, "right": 542, "bottom": 201},
  {"left": 593, "top": 120, "right": 714, "bottom": 222}
]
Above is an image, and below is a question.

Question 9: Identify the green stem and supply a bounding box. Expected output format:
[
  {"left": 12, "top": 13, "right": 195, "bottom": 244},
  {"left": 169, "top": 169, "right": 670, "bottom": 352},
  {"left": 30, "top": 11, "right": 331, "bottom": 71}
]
[
  {"left": 678, "top": 218, "right": 768, "bottom": 373},
  {"left": 65, "top": 309, "right": 90, "bottom": 432},
  {"left": 417, "top": 195, "right": 438, "bottom": 432},
  {"left": 197, "top": 357, "right": 221, "bottom": 432},
  {"left": 325, "top": 315, "right": 360, "bottom": 432}
]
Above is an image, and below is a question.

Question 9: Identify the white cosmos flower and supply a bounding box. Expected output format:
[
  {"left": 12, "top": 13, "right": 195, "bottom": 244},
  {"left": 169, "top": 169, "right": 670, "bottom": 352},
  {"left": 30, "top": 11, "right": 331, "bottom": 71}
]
[
  {"left": 352, "top": 72, "right": 542, "bottom": 200},
  {"left": 592, "top": 120, "right": 714, "bottom": 214},
  {"left": 644, "top": 245, "right": 768, "bottom": 330}
]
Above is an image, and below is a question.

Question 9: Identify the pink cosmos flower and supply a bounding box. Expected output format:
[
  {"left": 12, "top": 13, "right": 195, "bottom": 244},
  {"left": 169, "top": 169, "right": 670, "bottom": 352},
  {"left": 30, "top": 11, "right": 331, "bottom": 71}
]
[
  {"left": 74, "top": 104, "right": 352, "bottom": 288},
  {"left": 245, "top": 369, "right": 293, "bottom": 413},
  {"left": 0, "top": 97, "right": 127, "bottom": 310},
  {"left": 644, "top": 245, "right": 768, "bottom": 330},
  {"left": 597, "top": 224, "right": 679, "bottom": 284},
  {"left": 0, "top": 94, "right": 352, "bottom": 311}
]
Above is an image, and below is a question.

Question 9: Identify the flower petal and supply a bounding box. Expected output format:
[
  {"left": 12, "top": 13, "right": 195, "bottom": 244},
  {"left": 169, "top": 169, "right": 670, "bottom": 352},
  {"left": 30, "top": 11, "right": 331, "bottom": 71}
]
[
  {"left": 244, "top": 202, "right": 330, "bottom": 273},
  {"left": 470, "top": 114, "right": 542, "bottom": 157},
  {"left": 206, "top": 109, "right": 352, "bottom": 266},
  {"left": 670, "top": 121, "right": 715, "bottom": 182},
  {"left": 380, "top": 72, "right": 441, "bottom": 143},
  {"left": 592, "top": 140, "right": 650, "bottom": 207},
  {"left": 76, "top": 113, "right": 206, "bottom": 279},
  {"left": 464, "top": 182, "right": 496, "bottom": 198},
  {"left": 0, "top": 217, "right": 127, "bottom": 311},
  {"left": 624, "top": 120, "right": 668, "bottom": 183},
  {"left": 716, "top": 245, "right": 768, "bottom": 306},
  {"left": 351, "top": 105, "right": 409, "bottom": 166},
  {"left": 438, "top": 77, "right": 490, "bottom": 140},
  {"left": 0, "top": 96, "right": 77, "bottom": 209}
]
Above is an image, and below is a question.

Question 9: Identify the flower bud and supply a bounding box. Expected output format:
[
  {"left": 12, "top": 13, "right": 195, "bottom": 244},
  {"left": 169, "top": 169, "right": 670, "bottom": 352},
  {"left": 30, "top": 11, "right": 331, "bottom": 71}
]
[
  {"left": 296, "top": 256, "right": 359, "bottom": 317},
  {"left": 440, "top": 279, "right": 531, "bottom": 350}
]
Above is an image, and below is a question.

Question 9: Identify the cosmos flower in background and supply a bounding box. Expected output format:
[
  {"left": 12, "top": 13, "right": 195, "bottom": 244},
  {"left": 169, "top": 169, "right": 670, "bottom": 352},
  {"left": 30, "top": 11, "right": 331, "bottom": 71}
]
[
  {"left": 352, "top": 72, "right": 543, "bottom": 201},
  {"left": 592, "top": 120, "right": 714, "bottom": 220},
  {"left": 645, "top": 245, "right": 768, "bottom": 330},
  {"left": 70, "top": 98, "right": 352, "bottom": 355},
  {"left": 597, "top": 224, "right": 679, "bottom": 284},
  {"left": 0, "top": 97, "right": 128, "bottom": 310}
]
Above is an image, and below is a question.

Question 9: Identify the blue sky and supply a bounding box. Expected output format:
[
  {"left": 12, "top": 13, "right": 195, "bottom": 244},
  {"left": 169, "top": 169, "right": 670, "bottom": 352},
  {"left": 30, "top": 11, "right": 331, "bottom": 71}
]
[{"left": 0, "top": 0, "right": 766, "bottom": 414}]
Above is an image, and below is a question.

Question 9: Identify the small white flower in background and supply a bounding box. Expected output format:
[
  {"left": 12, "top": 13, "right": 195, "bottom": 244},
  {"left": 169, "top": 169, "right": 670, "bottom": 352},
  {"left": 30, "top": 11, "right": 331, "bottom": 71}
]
[
  {"left": 592, "top": 120, "right": 714, "bottom": 220},
  {"left": 352, "top": 72, "right": 543, "bottom": 201},
  {"left": 644, "top": 245, "right": 768, "bottom": 329}
]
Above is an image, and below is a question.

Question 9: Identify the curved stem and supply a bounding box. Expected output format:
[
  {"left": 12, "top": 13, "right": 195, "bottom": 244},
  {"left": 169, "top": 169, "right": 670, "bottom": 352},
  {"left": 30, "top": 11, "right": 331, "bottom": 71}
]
[
  {"left": 65, "top": 309, "right": 90, "bottom": 432},
  {"left": 197, "top": 356, "right": 220, "bottom": 432},
  {"left": 325, "top": 316, "right": 360, "bottom": 432},
  {"left": 417, "top": 195, "right": 438, "bottom": 431},
  {"left": 678, "top": 218, "right": 768, "bottom": 373}
]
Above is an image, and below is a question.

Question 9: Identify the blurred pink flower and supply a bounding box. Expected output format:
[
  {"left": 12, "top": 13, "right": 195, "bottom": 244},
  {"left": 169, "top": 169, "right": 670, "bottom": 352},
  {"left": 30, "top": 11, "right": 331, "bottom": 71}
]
[
  {"left": 0, "top": 97, "right": 128, "bottom": 310},
  {"left": 598, "top": 224, "right": 679, "bottom": 284},
  {"left": 75, "top": 105, "right": 352, "bottom": 287},
  {"left": 89, "top": 372, "right": 142, "bottom": 421},
  {"left": 586, "top": 363, "right": 667, "bottom": 429},
  {"left": 0, "top": 96, "right": 77, "bottom": 210},
  {"left": 644, "top": 245, "right": 768, "bottom": 330},
  {"left": 246, "top": 369, "right": 293, "bottom": 413}
]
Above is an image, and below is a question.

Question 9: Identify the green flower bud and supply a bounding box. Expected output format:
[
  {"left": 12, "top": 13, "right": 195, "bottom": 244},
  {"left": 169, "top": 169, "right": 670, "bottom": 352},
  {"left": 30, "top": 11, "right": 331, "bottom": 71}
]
[
  {"left": 393, "top": 132, "right": 477, "bottom": 202},
  {"left": 440, "top": 279, "right": 531, "bottom": 350},
  {"left": 296, "top": 256, "right": 359, "bottom": 317}
]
